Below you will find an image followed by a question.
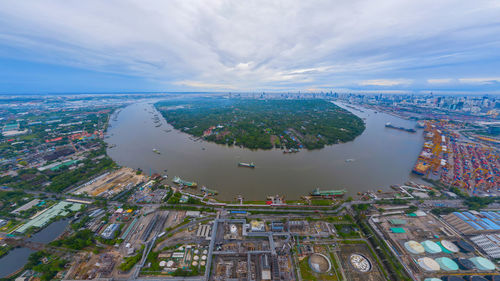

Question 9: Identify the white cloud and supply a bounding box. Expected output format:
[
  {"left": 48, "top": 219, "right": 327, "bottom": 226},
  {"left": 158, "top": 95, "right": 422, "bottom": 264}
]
[
  {"left": 458, "top": 77, "right": 500, "bottom": 84},
  {"left": 359, "top": 79, "right": 412, "bottom": 87},
  {"left": 0, "top": 0, "right": 499, "bottom": 91},
  {"left": 427, "top": 78, "right": 453, "bottom": 84}
]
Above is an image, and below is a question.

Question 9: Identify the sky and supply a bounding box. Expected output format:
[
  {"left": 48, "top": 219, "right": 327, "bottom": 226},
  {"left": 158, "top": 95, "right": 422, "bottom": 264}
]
[{"left": 1, "top": 0, "right": 500, "bottom": 94}]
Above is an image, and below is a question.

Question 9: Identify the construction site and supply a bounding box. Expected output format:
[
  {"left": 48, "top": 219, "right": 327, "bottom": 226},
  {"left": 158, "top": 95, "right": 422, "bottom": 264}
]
[
  {"left": 72, "top": 167, "right": 146, "bottom": 198},
  {"left": 64, "top": 207, "right": 170, "bottom": 280}
]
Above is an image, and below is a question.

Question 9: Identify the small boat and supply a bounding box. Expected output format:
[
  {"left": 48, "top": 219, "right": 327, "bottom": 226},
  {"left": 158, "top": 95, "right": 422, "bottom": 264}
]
[
  {"left": 345, "top": 158, "right": 355, "bottom": 162},
  {"left": 152, "top": 148, "right": 160, "bottom": 154},
  {"left": 201, "top": 186, "right": 218, "bottom": 195},
  {"left": 238, "top": 162, "right": 255, "bottom": 168},
  {"left": 283, "top": 148, "right": 299, "bottom": 154}
]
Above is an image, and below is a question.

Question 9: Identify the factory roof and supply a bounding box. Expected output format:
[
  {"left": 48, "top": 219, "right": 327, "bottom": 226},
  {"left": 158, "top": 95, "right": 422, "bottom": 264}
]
[
  {"left": 452, "top": 211, "right": 500, "bottom": 231},
  {"left": 15, "top": 201, "right": 83, "bottom": 233},
  {"left": 390, "top": 227, "right": 406, "bottom": 233},
  {"left": 470, "top": 234, "right": 500, "bottom": 259},
  {"left": 389, "top": 219, "right": 407, "bottom": 225}
]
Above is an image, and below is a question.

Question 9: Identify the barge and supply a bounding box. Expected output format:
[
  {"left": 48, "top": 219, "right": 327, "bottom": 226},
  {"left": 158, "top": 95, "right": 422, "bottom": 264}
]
[
  {"left": 172, "top": 176, "right": 197, "bottom": 187},
  {"left": 385, "top": 122, "right": 416, "bottom": 133},
  {"left": 310, "top": 188, "right": 346, "bottom": 198}
]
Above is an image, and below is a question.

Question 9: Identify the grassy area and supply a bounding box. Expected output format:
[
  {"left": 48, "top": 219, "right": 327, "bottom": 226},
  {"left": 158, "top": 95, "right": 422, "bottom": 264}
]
[
  {"left": 334, "top": 224, "right": 360, "bottom": 238},
  {"left": 119, "top": 245, "right": 144, "bottom": 272},
  {"left": 310, "top": 199, "right": 334, "bottom": 206},
  {"left": 358, "top": 220, "right": 410, "bottom": 281},
  {"left": 298, "top": 256, "right": 338, "bottom": 281},
  {"left": 0, "top": 245, "right": 13, "bottom": 258}
]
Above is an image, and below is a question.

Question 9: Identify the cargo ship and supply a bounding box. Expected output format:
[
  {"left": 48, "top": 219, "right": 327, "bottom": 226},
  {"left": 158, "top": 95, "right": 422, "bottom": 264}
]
[
  {"left": 172, "top": 176, "right": 197, "bottom": 187},
  {"left": 385, "top": 123, "right": 416, "bottom": 133},
  {"left": 310, "top": 188, "right": 346, "bottom": 198},
  {"left": 238, "top": 162, "right": 255, "bottom": 168},
  {"left": 201, "top": 186, "right": 218, "bottom": 195}
]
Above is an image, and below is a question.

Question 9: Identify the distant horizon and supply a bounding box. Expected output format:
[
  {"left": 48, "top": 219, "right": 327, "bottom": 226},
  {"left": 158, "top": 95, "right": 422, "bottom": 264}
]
[{"left": 0, "top": 90, "right": 499, "bottom": 97}]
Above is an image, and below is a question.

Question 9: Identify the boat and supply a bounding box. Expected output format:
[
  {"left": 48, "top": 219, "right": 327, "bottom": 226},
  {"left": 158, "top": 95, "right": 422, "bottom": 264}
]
[
  {"left": 238, "top": 162, "right": 255, "bottom": 168},
  {"left": 155, "top": 123, "right": 161, "bottom": 127},
  {"left": 152, "top": 148, "right": 160, "bottom": 154},
  {"left": 201, "top": 186, "right": 218, "bottom": 195},
  {"left": 345, "top": 158, "right": 355, "bottom": 162},
  {"left": 385, "top": 122, "right": 416, "bottom": 133},
  {"left": 283, "top": 148, "right": 299, "bottom": 154},
  {"left": 310, "top": 188, "right": 346, "bottom": 198},
  {"left": 172, "top": 176, "right": 197, "bottom": 187}
]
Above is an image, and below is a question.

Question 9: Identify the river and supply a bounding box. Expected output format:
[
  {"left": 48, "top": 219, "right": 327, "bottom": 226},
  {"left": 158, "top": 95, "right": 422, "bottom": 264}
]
[
  {"left": 0, "top": 219, "right": 70, "bottom": 278},
  {"left": 105, "top": 100, "right": 424, "bottom": 201}
]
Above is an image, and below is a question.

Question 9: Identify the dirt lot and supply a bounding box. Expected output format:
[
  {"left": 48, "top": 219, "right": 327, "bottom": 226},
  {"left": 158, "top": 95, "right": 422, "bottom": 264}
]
[
  {"left": 73, "top": 167, "right": 145, "bottom": 197},
  {"left": 338, "top": 242, "right": 385, "bottom": 281}
]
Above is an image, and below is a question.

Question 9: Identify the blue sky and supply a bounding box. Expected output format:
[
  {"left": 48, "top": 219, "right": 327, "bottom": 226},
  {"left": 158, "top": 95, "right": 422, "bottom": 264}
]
[{"left": 1, "top": 0, "right": 500, "bottom": 94}]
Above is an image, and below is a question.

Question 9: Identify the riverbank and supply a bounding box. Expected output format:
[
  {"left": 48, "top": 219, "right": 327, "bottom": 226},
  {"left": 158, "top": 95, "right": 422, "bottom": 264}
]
[{"left": 106, "top": 100, "right": 424, "bottom": 200}]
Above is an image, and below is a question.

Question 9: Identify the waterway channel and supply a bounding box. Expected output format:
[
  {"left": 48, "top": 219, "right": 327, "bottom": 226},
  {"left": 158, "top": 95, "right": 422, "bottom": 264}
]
[
  {"left": 106, "top": 100, "right": 425, "bottom": 201},
  {"left": 0, "top": 219, "right": 70, "bottom": 278}
]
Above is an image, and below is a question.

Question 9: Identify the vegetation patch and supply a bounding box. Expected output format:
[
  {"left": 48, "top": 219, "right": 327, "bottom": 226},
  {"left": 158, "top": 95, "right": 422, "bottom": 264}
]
[{"left": 156, "top": 98, "right": 365, "bottom": 150}]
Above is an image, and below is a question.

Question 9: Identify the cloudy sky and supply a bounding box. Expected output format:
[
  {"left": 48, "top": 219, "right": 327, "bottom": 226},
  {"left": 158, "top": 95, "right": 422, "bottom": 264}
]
[{"left": 1, "top": 0, "right": 500, "bottom": 94}]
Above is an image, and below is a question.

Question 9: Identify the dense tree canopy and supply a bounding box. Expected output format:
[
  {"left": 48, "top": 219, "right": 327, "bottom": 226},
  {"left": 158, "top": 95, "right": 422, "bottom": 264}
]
[{"left": 156, "top": 98, "right": 365, "bottom": 150}]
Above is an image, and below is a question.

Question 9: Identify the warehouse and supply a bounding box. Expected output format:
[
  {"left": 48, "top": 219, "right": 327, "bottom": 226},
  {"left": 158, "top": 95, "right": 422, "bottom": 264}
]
[
  {"left": 443, "top": 211, "right": 500, "bottom": 235},
  {"left": 469, "top": 234, "right": 500, "bottom": 259}
]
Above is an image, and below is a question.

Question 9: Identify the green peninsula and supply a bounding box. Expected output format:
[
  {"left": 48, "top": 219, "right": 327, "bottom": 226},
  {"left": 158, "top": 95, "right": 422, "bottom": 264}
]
[{"left": 156, "top": 98, "right": 365, "bottom": 150}]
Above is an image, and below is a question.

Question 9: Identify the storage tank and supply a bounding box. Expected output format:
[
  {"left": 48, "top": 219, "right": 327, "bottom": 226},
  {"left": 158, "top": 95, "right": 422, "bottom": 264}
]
[
  {"left": 456, "top": 240, "right": 474, "bottom": 252},
  {"left": 417, "top": 257, "right": 440, "bottom": 271},
  {"left": 421, "top": 240, "right": 442, "bottom": 254},
  {"left": 469, "top": 257, "right": 496, "bottom": 271},
  {"left": 230, "top": 224, "right": 237, "bottom": 234},
  {"left": 464, "top": 276, "right": 489, "bottom": 281},
  {"left": 456, "top": 258, "right": 475, "bottom": 270},
  {"left": 404, "top": 241, "right": 425, "bottom": 254},
  {"left": 440, "top": 240, "right": 459, "bottom": 253},
  {"left": 159, "top": 261, "right": 166, "bottom": 267},
  {"left": 442, "top": 276, "right": 466, "bottom": 281},
  {"left": 435, "top": 257, "right": 458, "bottom": 271}
]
